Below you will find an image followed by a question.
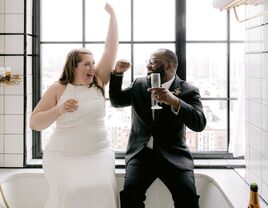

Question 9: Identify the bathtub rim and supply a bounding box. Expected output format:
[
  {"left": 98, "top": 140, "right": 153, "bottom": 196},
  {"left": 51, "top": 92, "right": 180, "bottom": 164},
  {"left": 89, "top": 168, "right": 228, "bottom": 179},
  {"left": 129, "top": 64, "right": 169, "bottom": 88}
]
[
  {"left": 0, "top": 171, "right": 234, "bottom": 207},
  {"left": 0, "top": 168, "right": 267, "bottom": 207},
  {"left": 194, "top": 173, "right": 234, "bottom": 207}
]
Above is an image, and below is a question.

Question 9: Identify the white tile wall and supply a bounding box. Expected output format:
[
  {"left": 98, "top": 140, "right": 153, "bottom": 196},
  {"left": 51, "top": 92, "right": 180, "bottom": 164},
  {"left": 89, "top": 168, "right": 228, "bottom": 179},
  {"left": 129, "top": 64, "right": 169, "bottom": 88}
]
[
  {"left": 5, "top": 35, "right": 24, "bottom": 54},
  {"left": 4, "top": 80, "right": 24, "bottom": 95},
  {"left": 249, "top": 101, "right": 262, "bottom": 127},
  {"left": 4, "top": 154, "right": 23, "bottom": 167},
  {"left": 249, "top": 54, "right": 262, "bottom": 78},
  {"left": 0, "top": 115, "right": 4, "bottom": 134},
  {"left": 245, "top": 121, "right": 250, "bottom": 145},
  {"left": 4, "top": 95, "right": 24, "bottom": 114},
  {"left": 249, "top": 77, "right": 262, "bottom": 103},
  {"left": 0, "top": 134, "right": 4, "bottom": 153},
  {"left": 0, "top": 0, "right": 4, "bottom": 14},
  {"left": 263, "top": 54, "right": 268, "bottom": 79},
  {"left": 245, "top": 145, "right": 250, "bottom": 182},
  {"left": 249, "top": 148, "right": 262, "bottom": 191},
  {"left": 4, "top": 134, "right": 23, "bottom": 153},
  {"left": 0, "top": 154, "right": 4, "bottom": 166},
  {"left": 5, "top": 14, "right": 24, "bottom": 33},
  {"left": 5, "top": 0, "right": 24, "bottom": 14},
  {"left": 0, "top": 95, "right": 4, "bottom": 114},
  {"left": 5, "top": 56, "right": 24, "bottom": 75},
  {"left": 262, "top": 105, "right": 268, "bottom": 132},
  {"left": 0, "top": 35, "right": 4, "bottom": 53},
  {"left": 250, "top": 29, "right": 261, "bottom": 52},
  {"left": 262, "top": 79, "right": 268, "bottom": 106},
  {"left": 262, "top": 131, "right": 268, "bottom": 159},
  {"left": 5, "top": 115, "right": 23, "bottom": 134},
  {"left": 0, "top": 0, "right": 31, "bottom": 168},
  {"left": 249, "top": 124, "right": 262, "bottom": 152},
  {"left": 265, "top": 1, "right": 268, "bottom": 23},
  {"left": 245, "top": 1, "right": 268, "bottom": 203},
  {"left": 264, "top": 24, "right": 268, "bottom": 51},
  {"left": 0, "top": 57, "right": 4, "bottom": 67},
  {"left": 261, "top": 1, "right": 268, "bottom": 201},
  {"left": 262, "top": 156, "right": 268, "bottom": 179},
  {"left": 262, "top": 182, "right": 268, "bottom": 204},
  {"left": 0, "top": 14, "right": 4, "bottom": 33},
  {"left": 0, "top": 85, "right": 4, "bottom": 95},
  {"left": 245, "top": 99, "right": 250, "bottom": 122}
]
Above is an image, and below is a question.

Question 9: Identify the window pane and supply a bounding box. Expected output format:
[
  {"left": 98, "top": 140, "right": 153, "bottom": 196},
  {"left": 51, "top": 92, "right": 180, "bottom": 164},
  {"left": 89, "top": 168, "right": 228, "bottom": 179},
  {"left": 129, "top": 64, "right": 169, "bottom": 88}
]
[
  {"left": 133, "top": 44, "right": 175, "bottom": 79},
  {"left": 106, "top": 101, "right": 131, "bottom": 152},
  {"left": 134, "top": 0, "right": 175, "bottom": 41},
  {"left": 186, "top": 100, "right": 228, "bottom": 152},
  {"left": 186, "top": 0, "right": 227, "bottom": 40},
  {"left": 85, "top": 0, "right": 131, "bottom": 41},
  {"left": 230, "top": 98, "right": 245, "bottom": 156},
  {"left": 230, "top": 43, "right": 245, "bottom": 98},
  {"left": 85, "top": 1, "right": 107, "bottom": 41},
  {"left": 85, "top": 43, "right": 131, "bottom": 98},
  {"left": 85, "top": 43, "right": 131, "bottom": 68},
  {"left": 37, "top": 0, "right": 234, "bottom": 157},
  {"left": 41, "top": 0, "right": 82, "bottom": 41},
  {"left": 186, "top": 43, "right": 227, "bottom": 98}
]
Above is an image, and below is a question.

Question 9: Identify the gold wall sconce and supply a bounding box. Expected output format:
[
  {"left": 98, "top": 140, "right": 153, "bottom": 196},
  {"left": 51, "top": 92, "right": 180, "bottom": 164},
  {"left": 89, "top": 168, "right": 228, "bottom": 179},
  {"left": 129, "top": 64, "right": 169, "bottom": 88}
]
[{"left": 0, "top": 67, "right": 22, "bottom": 86}]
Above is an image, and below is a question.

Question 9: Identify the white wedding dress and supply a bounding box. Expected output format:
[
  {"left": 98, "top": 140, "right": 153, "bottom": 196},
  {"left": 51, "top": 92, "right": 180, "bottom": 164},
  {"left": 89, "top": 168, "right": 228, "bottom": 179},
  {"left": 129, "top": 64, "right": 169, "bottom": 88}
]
[{"left": 43, "top": 83, "right": 117, "bottom": 208}]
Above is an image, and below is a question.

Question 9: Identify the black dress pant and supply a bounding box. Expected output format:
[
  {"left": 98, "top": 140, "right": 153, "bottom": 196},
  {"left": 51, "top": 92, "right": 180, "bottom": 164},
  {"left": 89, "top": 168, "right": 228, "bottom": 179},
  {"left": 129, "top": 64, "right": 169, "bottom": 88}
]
[{"left": 120, "top": 147, "right": 199, "bottom": 208}]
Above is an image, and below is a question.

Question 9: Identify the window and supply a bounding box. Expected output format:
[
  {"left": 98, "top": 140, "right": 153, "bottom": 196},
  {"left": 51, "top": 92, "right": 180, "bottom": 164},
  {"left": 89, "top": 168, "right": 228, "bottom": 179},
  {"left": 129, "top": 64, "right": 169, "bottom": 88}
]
[
  {"left": 32, "top": 0, "right": 244, "bottom": 159},
  {"left": 186, "top": 0, "right": 244, "bottom": 155}
]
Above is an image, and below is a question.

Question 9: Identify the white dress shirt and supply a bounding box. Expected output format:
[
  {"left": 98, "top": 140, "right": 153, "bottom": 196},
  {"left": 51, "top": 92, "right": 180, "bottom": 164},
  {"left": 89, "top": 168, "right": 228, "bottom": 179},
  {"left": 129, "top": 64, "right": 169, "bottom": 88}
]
[{"left": 146, "top": 76, "right": 179, "bottom": 149}]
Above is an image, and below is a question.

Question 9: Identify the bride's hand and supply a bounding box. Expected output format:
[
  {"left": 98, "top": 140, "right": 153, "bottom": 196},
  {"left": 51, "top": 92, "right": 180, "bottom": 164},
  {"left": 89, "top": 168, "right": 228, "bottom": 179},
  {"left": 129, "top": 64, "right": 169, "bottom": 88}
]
[
  {"left": 57, "top": 99, "right": 79, "bottom": 115},
  {"left": 105, "top": 3, "right": 116, "bottom": 17}
]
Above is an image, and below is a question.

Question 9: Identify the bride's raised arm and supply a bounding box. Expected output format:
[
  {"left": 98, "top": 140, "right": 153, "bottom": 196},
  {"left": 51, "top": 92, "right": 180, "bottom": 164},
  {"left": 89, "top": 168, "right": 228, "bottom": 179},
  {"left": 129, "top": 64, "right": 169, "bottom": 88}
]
[{"left": 95, "top": 3, "right": 119, "bottom": 85}]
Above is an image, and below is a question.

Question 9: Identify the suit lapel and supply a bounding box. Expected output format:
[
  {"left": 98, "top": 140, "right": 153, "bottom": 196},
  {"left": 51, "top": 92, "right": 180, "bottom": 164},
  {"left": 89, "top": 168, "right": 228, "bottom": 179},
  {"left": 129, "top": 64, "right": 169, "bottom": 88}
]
[
  {"left": 168, "top": 75, "right": 182, "bottom": 96},
  {"left": 145, "top": 78, "right": 155, "bottom": 122}
]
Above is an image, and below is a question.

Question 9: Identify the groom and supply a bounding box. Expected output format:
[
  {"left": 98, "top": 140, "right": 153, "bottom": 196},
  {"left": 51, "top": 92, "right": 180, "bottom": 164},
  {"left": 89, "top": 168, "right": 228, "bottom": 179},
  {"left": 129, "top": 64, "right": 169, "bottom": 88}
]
[{"left": 110, "top": 49, "right": 207, "bottom": 208}]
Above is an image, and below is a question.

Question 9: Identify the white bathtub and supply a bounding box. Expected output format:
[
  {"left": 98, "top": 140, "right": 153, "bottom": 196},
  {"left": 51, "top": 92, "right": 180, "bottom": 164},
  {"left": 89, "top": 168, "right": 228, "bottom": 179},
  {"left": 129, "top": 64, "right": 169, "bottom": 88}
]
[{"left": 0, "top": 169, "right": 266, "bottom": 208}]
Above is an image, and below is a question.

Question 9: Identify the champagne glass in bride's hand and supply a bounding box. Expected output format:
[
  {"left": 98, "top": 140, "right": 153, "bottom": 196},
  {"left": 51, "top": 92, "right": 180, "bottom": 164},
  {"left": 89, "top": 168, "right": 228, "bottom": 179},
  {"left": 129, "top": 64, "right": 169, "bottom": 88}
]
[
  {"left": 150, "top": 73, "right": 162, "bottom": 110},
  {"left": 69, "top": 87, "right": 79, "bottom": 120}
]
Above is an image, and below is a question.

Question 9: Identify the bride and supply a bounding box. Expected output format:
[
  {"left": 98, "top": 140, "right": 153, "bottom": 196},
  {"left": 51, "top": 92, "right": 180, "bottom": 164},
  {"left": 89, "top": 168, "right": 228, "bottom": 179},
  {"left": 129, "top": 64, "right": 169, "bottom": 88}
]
[{"left": 30, "top": 3, "right": 130, "bottom": 208}]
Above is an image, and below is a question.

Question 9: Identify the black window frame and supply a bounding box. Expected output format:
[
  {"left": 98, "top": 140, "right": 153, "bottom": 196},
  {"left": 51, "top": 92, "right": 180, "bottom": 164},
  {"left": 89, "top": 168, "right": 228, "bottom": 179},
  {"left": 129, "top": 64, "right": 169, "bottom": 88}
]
[{"left": 31, "top": 0, "right": 242, "bottom": 161}]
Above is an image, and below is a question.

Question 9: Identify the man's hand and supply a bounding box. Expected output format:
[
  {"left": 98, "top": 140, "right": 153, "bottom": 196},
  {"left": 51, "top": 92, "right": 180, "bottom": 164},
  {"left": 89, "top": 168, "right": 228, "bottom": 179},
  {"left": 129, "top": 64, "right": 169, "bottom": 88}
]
[
  {"left": 147, "top": 87, "right": 180, "bottom": 110},
  {"left": 114, "top": 59, "right": 131, "bottom": 74}
]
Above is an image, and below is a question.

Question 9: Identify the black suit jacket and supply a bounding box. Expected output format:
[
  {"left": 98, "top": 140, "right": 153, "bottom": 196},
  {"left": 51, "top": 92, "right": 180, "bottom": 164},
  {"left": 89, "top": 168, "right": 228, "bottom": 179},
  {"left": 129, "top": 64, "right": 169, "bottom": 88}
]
[{"left": 109, "top": 74, "right": 206, "bottom": 171}]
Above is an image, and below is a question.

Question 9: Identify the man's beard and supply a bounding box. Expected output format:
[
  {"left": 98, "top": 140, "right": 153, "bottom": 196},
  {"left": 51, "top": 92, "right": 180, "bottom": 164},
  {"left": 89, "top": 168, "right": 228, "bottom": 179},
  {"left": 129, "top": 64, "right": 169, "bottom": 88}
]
[{"left": 154, "top": 64, "right": 166, "bottom": 79}]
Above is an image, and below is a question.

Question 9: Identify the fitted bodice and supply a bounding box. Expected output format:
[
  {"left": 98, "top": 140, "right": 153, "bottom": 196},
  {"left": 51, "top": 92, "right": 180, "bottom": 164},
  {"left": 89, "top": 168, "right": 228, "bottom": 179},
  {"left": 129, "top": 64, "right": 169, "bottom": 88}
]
[
  {"left": 44, "top": 84, "right": 109, "bottom": 154},
  {"left": 56, "top": 84, "right": 105, "bottom": 127}
]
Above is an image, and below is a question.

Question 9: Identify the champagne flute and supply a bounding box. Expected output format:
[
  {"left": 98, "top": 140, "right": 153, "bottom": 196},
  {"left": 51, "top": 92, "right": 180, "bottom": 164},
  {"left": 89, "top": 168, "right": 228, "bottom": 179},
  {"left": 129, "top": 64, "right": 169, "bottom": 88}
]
[
  {"left": 150, "top": 73, "right": 162, "bottom": 110},
  {"left": 69, "top": 86, "right": 79, "bottom": 120}
]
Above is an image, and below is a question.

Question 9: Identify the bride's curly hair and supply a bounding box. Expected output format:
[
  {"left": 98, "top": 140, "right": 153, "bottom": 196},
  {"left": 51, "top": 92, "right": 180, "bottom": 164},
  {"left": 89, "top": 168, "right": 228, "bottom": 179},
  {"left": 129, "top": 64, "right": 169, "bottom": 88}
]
[{"left": 59, "top": 48, "right": 104, "bottom": 96}]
